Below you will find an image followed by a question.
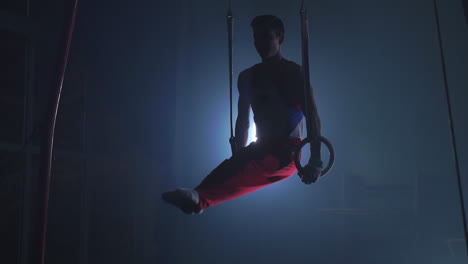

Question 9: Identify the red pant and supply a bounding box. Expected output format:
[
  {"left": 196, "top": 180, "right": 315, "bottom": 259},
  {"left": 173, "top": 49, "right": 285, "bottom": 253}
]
[{"left": 195, "top": 138, "right": 301, "bottom": 210}]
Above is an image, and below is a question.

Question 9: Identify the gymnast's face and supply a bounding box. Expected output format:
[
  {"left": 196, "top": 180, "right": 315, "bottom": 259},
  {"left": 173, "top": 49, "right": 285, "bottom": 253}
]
[{"left": 253, "top": 26, "right": 284, "bottom": 59}]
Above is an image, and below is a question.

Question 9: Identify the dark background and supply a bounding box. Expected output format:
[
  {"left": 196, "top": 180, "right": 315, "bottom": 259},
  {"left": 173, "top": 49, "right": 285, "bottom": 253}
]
[{"left": 1, "top": 0, "right": 468, "bottom": 263}]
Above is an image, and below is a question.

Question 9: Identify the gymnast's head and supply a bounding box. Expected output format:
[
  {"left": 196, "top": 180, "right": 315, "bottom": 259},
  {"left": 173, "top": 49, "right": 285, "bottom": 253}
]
[{"left": 250, "top": 15, "right": 285, "bottom": 59}]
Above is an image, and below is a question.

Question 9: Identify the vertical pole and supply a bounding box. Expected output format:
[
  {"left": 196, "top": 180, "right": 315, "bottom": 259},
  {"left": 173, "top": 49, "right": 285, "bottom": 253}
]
[
  {"left": 37, "top": 1, "right": 79, "bottom": 263},
  {"left": 432, "top": 0, "right": 468, "bottom": 258}
]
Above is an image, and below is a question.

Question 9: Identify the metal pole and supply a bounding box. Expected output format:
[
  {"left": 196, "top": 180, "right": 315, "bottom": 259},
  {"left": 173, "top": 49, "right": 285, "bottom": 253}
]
[
  {"left": 37, "top": 1, "right": 79, "bottom": 263},
  {"left": 432, "top": 0, "right": 468, "bottom": 258}
]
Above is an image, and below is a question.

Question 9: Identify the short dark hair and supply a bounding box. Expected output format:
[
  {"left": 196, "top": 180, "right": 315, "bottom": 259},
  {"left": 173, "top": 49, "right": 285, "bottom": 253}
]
[{"left": 250, "top": 15, "right": 285, "bottom": 37}]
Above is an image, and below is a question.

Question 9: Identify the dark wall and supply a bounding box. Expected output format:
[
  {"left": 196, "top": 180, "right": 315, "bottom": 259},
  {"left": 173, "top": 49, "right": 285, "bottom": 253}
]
[{"left": 1, "top": 0, "right": 468, "bottom": 263}]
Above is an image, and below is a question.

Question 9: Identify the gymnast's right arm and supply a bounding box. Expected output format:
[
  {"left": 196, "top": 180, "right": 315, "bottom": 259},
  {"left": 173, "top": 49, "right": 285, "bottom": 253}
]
[{"left": 235, "top": 71, "right": 250, "bottom": 151}]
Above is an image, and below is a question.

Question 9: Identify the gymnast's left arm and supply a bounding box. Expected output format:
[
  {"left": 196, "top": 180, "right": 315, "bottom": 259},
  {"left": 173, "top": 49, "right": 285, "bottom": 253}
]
[{"left": 292, "top": 66, "right": 322, "bottom": 165}]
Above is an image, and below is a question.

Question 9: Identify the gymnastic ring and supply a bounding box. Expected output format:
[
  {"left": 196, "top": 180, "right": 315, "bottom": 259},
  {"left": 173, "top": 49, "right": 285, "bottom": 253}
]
[{"left": 294, "top": 136, "right": 335, "bottom": 178}]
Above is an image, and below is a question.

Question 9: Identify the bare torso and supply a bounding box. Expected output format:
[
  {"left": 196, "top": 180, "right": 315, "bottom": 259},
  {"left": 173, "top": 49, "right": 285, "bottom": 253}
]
[{"left": 240, "top": 58, "right": 305, "bottom": 142}]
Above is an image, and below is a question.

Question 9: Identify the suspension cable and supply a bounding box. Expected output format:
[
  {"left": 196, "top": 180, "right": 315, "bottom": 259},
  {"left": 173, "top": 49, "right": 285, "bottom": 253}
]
[{"left": 227, "top": 0, "right": 235, "bottom": 155}]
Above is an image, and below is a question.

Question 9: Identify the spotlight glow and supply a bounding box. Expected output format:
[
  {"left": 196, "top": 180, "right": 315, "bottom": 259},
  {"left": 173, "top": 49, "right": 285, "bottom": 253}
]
[{"left": 249, "top": 123, "right": 257, "bottom": 143}]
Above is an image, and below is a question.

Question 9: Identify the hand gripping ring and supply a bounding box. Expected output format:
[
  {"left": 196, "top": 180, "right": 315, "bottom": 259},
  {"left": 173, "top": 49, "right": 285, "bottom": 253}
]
[{"left": 294, "top": 136, "right": 335, "bottom": 177}]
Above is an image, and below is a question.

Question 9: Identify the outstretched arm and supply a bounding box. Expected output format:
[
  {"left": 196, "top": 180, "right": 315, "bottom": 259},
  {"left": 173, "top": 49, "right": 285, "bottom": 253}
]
[
  {"left": 235, "top": 71, "right": 250, "bottom": 151},
  {"left": 293, "top": 67, "right": 322, "bottom": 162},
  {"left": 306, "top": 82, "right": 322, "bottom": 162}
]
